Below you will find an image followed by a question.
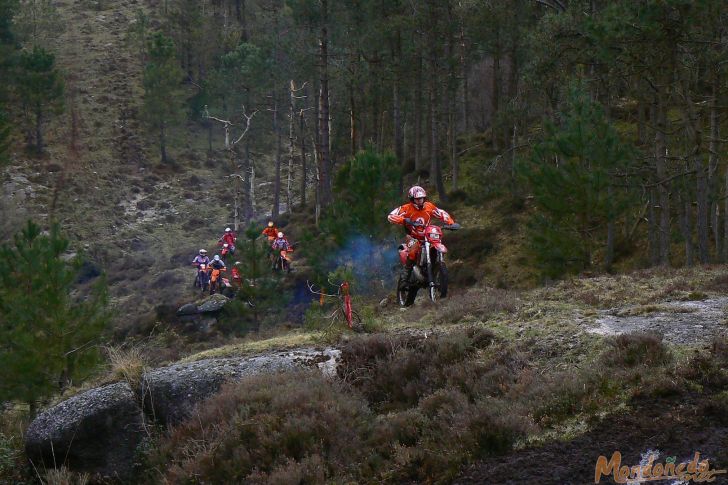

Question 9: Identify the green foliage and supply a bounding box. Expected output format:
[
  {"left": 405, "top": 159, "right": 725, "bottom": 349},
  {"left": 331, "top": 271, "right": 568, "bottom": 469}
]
[
  {"left": 15, "top": 45, "right": 64, "bottom": 154},
  {"left": 127, "top": 9, "right": 150, "bottom": 62},
  {"left": 12, "top": 0, "right": 62, "bottom": 47},
  {"left": 323, "top": 150, "right": 401, "bottom": 244},
  {"left": 0, "top": 0, "right": 17, "bottom": 164},
  {"left": 219, "top": 223, "right": 288, "bottom": 333},
  {"left": 142, "top": 32, "right": 183, "bottom": 163},
  {"left": 0, "top": 221, "right": 109, "bottom": 407},
  {"left": 519, "top": 85, "right": 633, "bottom": 278},
  {"left": 299, "top": 150, "right": 401, "bottom": 285}
]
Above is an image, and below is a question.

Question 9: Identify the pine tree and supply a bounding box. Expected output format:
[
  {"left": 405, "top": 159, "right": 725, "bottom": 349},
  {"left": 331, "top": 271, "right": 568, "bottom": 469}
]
[
  {"left": 15, "top": 45, "right": 64, "bottom": 155},
  {"left": 0, "top": 221, "right": 109, "bottom": 413},
  {"left": 142, "top": 32, "right": 183, "bottom": 164},
  {"left": 520, "top": 86, "right": 633, "bottom": 277},
  {"left": 0, "top": 0, "right": 17, "bottom": 164}
]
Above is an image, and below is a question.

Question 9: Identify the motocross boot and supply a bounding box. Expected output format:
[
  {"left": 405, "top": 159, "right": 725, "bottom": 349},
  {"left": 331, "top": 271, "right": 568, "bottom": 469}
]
[{"left": 398, "top": 260, "right": 415, "bottom": 289}]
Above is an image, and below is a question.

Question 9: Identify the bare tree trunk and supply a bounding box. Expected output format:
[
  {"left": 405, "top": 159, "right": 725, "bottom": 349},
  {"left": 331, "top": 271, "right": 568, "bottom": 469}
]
[
  {"left": 243, "top": 138, "right": 253, "bottom": 220},
  {"left": 491, "top": 43, "right": 501, "bottom": 151},
  {"left": 272, "top": 95, "right": 281, "bottom": 217},
  {"left": 681, "top": 79, "right": 708, "bottom": 263},
  {"left": 393, "top": 64, "right": 405, "bottom": 190},
  {"left": 414, "top": 44, "right": 423, "bottom": 174},
  {"left": 318, "top": 0, "right": 332, "bottom": 207},
  {"left": 606, "top": 201, "right": 615, "bottom": 272},
  {"left": 349, "top": 72, "right": 357, "bottom": 157},
  {"left": 159, "top": 121, "right": 167, "bottom": 164},
  {"left": 678, "top": 188, "right": 694, "bottom": 267},
  {"left": 299, "top": 88, "right": 308, "bottom": 208},
  {"left": 648, "top": 187, "right": 659, "bottom": 265},
  {"left": 271, "top": 6, "right": 281, "bottom": 218},
  {"left": 724, "top": 168, "right": 728, "bottom": 262},
  {"left": 654, "top": 96, "right": 670, "bottom": 265},
  {"left": 709, "top": 76, "right": 721, "bottom": 259},
  {"left": 287, "top": 80, "right": 296, "bottom": 213},
  {"left": 459, "top": 21, "right": 469, "bottom": 133}
]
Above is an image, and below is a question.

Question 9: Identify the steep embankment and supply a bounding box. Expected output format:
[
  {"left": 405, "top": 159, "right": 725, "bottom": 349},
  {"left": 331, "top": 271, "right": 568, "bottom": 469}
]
[{"left": 2, "top": 0, "right": 282, "bottom": 334}]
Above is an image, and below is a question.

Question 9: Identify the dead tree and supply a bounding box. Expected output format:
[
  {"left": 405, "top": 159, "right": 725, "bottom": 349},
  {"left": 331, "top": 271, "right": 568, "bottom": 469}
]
[{"left": 203, "top": 105, "right": 258, "bottom": 231}]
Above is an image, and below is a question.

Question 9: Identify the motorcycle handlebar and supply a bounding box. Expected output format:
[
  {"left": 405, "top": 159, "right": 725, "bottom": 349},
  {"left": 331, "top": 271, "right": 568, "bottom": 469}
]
[{"left": 443, "top": 223, "right": 461, "bottom": 230}]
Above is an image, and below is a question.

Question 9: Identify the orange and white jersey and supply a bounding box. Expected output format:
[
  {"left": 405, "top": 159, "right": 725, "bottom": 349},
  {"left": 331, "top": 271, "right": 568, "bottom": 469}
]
[{"left": 388, "top": 201, "right": 455, "bottom": 240}]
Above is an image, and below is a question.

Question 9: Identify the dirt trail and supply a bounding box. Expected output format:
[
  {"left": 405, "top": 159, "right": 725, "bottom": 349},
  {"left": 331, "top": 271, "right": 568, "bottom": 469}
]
[{"left": 584, "top": 297, "right": 728, "bottom": 346}]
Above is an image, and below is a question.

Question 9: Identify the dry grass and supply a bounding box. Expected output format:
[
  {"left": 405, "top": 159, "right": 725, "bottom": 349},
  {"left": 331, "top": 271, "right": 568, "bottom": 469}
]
[
  {"left": 429, "top": 287, "right": 520, "bottom": 325},
  {"left": 105, "top": 346, "right": 147, "bottom": 390},
  {"left": 43, "top": 467, "right": 89, "bottom": 485},
  {"left": 533, "top": 266, "right": 728, "bottom": 310},
  {"left": 179, "top": 330, "right": 324, "bottom": 363}
]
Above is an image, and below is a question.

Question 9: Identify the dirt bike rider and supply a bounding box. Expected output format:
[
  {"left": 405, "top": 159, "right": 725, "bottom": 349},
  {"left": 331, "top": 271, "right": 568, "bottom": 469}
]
[
  {"left": 262, "top": 221, "right": 279, "bottom": 263},
  {"left": 261, "top": 221, "right": 279, "bottom": 242},
  {"left": 192, "top": 249, "right": 210, "bottom": 268},
  {"left": 210, "top": 254, "right": 226, "bottom": 271},
  {"left": 218, "top": 227, "right": 237, "bottom": 255},
  {"left": 388, "top": 185, "right": 456, "bottom": 287},
  {"left": 231, "top": 261, "right": 242, "bottom": 286},
  {"left": 271, "top": 231, "right": 293, "bottom": 269}
]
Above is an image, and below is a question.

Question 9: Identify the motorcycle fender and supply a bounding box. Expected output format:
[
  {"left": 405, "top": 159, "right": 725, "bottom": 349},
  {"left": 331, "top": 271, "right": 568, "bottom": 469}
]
[{"left": 433, "top": 243, "right": 448, "bottom": 253}]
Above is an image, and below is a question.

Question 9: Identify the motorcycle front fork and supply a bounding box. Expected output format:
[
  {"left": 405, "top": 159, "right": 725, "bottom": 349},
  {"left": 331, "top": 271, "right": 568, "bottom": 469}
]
[{"left": 420, "top": 243, "right": 443, "bottom": 287}]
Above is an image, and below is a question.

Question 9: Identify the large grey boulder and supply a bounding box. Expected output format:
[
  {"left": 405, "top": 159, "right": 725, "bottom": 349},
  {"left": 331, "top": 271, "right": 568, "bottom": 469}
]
[
  {"left": 25, "top": 348, "right": 341, "bottom": 479},
  {"left": 142, "top": 349, "right": 340, "bottom": 425},
  {"left": 24, "top": 382, "right": 145, "bottom": 481},
  {"left": 197, "top": 293, "right": 229, "bottom": 313}
]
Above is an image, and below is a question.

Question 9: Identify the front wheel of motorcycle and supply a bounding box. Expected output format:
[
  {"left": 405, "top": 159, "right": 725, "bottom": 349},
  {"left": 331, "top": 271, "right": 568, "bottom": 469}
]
[
  {"left": 397, "top": 277, "right": 418, "bottom": 307},
  {"left": 428, "top": 262, "right": 448, "bottom": 303}
]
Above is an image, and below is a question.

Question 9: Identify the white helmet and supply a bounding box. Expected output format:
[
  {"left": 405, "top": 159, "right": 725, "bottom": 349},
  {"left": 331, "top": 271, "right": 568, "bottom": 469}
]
[
  {"left": 223, "top": 243, "right": 229, "bottom": 248},
  {"left": 213, "top": 255, "right": 221, "bottom": 261},
  {"left": 225, "top": 227, "right": 232, "bottom": 232},
  {"left": 277, "top": 232, "right": 284, "bottom": 238},
  {"left": 235, "top": 261, "right": 241, "bottom": 265},
  {"left": 199, "top": 249, "right": 207, "bottom": 255}
]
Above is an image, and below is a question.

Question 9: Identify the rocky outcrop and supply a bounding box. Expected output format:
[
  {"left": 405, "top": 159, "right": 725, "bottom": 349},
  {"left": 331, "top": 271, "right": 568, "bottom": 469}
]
[
  {"left": 141, "top": 350, "right": 340, "bottom": 425},
  {"left": 25, "top": 348, "right": 341, "bottom": 481},
  {"left": 24, "top": 382, "right": 144, "bottom": 481}
]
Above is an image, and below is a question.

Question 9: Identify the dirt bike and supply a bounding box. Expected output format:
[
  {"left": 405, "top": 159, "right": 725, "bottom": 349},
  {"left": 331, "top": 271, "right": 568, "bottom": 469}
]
[
  {"left": 193, "top": 263, "right": 210, "bottom": 293},
  {"left": 208, "top": 266, "right": 227, "bottom": 295},
  {"left": 218, "top": 276, "right": 235, "bottom": 297},
  {"left": 220, "top": 242, "right": 235, "bottom": 260},
  {"left": 272, "top": 246, "right": 295, "bottom": 273},
  {"left": 397, "top": 223, "right": 461, "bottom": 307}
]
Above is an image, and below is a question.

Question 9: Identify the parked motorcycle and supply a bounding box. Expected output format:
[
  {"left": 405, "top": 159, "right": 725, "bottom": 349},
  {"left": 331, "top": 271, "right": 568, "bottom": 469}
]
[{"left": 396, "top": 223, "right": 460, "bottom": 307}]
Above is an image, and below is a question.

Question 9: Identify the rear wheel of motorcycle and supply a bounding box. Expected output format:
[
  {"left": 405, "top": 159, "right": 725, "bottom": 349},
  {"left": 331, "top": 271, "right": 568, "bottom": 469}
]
[{"left": 429, "top": 262, "right": 448, "bottom": 302}]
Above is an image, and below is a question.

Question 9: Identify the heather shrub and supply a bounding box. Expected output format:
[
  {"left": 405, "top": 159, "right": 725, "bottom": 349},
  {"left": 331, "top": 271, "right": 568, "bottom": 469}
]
[
  {"left": 338, "top": 328, "right": 496, "bottom": 411},
  {"left": 151, "top": 371, "right": 370, "bottom": 483},
  {"left": 600, "top": 332, "right": 671, "bottom": 368}
]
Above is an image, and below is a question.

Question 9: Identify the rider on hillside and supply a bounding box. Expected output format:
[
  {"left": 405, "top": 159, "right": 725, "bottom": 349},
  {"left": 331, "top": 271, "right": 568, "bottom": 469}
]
[
  {"left": 192, "top": 249, "right": 210, "bottom": 268},
  {"left": 210, "top": 254, "right": 226, "bottom": 271},
  {"left": 271, "top": 231, "right": 293, "bottom": 270},
  {"left": 388, "top": 185, "right": 456, "bottom": 286},
  {"left": 261, "top": 221, "right": 279, "bottom": 242},
  {"left": 231, "top": 261, "right": 242, "bottom": 286},
  {"left": 218, "top": 227, "right": 237, "bottom": 254},
  {"left": 271, "top": 231, "right": 291, "bottom": 252}
]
